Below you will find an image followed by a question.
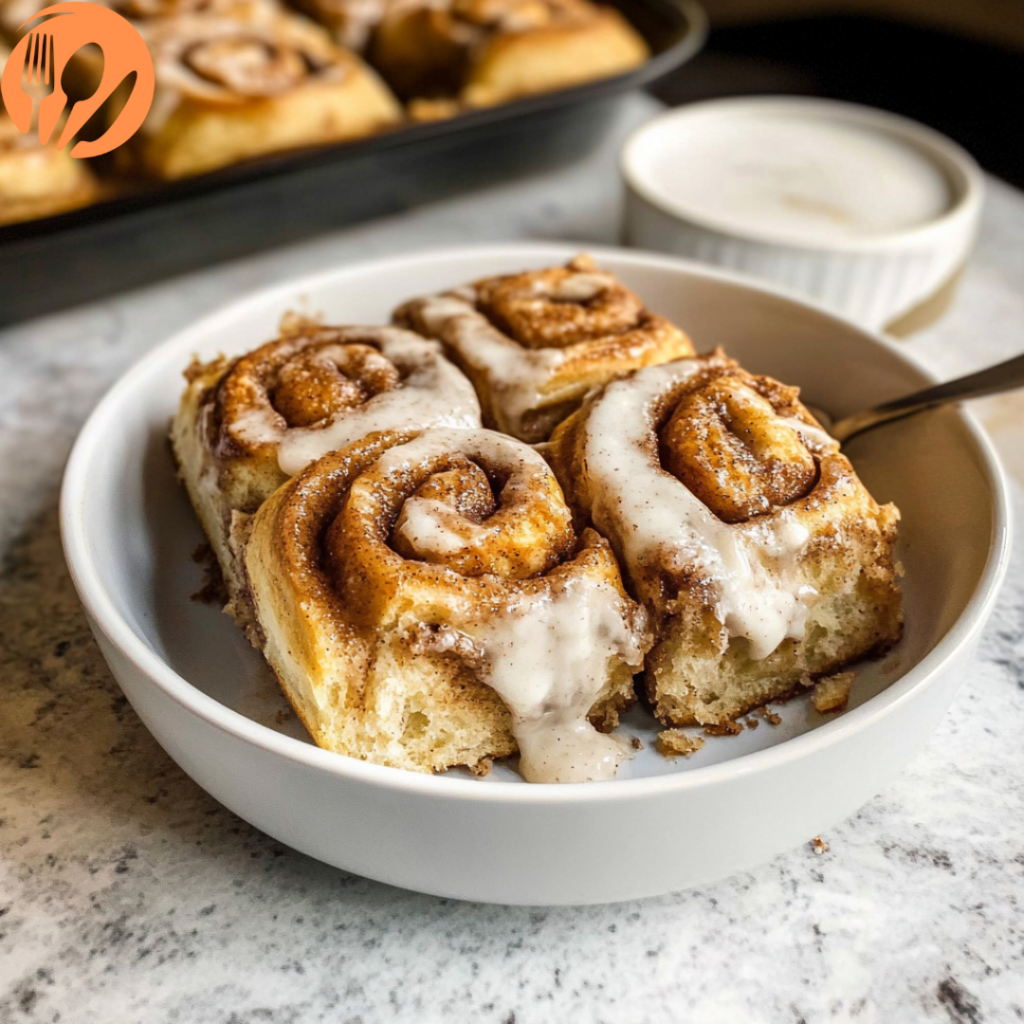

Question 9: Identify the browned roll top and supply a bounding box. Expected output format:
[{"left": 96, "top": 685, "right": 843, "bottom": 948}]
[
  {"left": 211, "top": 326, "right": 405, "bottom": 457},
  {"left": 658, "top": 370, "right": 821, "bottom": 525},
  {"left": 475, "top": 254, "right": 675, "bottom": 352},
  {"left": 473, "top": 257, "right": 652, "bottom": 350},
  {"left": 292, "top": 429, "right": 580, "bottom": 631}
]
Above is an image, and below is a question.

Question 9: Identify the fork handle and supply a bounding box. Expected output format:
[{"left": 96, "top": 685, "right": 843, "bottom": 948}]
[{"left": 831, "top": 352, "right": 1024, "bottom": 442}]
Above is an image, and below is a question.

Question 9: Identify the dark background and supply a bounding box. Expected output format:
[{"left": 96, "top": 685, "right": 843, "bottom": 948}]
[{"left": 652, "top": 0, "right": 1024, "bottom": 189}]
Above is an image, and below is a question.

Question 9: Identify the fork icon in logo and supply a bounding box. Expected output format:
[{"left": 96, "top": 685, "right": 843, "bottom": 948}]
[{"left": 19, "top": 30, "right": 56, "bottom": 133}]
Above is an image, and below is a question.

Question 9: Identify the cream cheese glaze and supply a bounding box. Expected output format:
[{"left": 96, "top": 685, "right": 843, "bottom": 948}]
[
  {"left": 407, "top": 293, "right": 566, "bottom": 437},
  {"left": 225, "top": 328, "right": 481, "bottom": 476},
  {"left": 471, "top": 579, "right": 639, "bottom": 783},
  {"left": 379, "top": 429, "right": 644, "bottom": 783},
  {"left": 583, "top": 362, "right": 839, "bottom": 660}
]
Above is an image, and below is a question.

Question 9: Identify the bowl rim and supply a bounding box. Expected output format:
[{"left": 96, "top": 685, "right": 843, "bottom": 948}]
[
  {"left": 620, "top": 96, "right": 986, "bottom": 254},
  {"left": 60, "top": 242, "right": 1013, "bottom": 805}
]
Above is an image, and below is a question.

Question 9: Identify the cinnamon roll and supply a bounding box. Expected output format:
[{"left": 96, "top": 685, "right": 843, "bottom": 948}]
[
  {"left": 395, "top": 255, "right": 695, "bottom": 442},
  {"left": 245, "top": 426, "right": 648, "bottom": 780},
  {"left": 112, "top": 1, "right": 402, "bottom": 179},
  {"left": 0, "top": 47, "right": 99, "bottom": 225},
  {"left": 170, "top": 320, "right": 481, "bottom": 623},
  {"left": 546, "top": 352, "right": 903, "bottom": 729},
  {"left": 370, "top": 0, "right": 648, "bottom": 108}
]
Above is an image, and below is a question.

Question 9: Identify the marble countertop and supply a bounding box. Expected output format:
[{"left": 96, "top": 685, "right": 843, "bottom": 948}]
[{"left": 2, "top": 94, "right": 1023, "bottom": 1023}]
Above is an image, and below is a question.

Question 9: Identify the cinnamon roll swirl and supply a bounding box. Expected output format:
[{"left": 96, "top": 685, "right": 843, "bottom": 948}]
[
  {"left": 546, "top": 353, "right": 903, "bottom": 729},
  {"left": 112, "top": 2, "right": 401, "bottom": 179},
  {"left": 244, "top": 426, "right": 647, "bottom": 780},
  {"left": 395, "top": 255, "right": 695, "bottom": 442},
  {"left": 371, "top": 0, "right": 648, "bottom": 108},
  {"left": 170, "top": 321, "right": 480, "bottom": 623},
  {"left": 0, "top": 47, "right": 99, "bottom": 225}
]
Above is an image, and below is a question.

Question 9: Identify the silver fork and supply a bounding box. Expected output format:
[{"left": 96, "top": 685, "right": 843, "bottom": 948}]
[
  {"left": 19, "top": 30, "right": 55, "bottom": 135},
  {"left": 810, "top": 351, "right": 1024, "bottom": 444}
]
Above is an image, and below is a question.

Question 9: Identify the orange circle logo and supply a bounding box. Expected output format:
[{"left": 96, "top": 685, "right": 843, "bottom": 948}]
[{"left": 0, "top": 2, "right": 155, "bottom": 157}]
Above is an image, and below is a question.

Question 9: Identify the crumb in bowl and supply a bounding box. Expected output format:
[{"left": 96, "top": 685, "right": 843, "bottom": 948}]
[
  {"left": 656, "top": 730, "right": 704, "bottom": 759},
  {"left": 812, "top": 671, "right": 856, "bottom": 714}
]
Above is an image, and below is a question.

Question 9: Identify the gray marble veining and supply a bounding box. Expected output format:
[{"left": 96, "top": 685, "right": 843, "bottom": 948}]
[{"left": 2, "top": 95, "right": 1023, "bottom": 1023}]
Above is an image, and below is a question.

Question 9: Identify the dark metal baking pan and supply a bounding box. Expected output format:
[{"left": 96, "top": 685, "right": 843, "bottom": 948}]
[{"left": 0, "top": 0, "right": 705, "bottom": 326}]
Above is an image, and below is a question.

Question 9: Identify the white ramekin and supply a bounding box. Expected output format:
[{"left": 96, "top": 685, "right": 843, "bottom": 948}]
[{"left": 622, "top": 97, "right": 985, "bottom": 331}]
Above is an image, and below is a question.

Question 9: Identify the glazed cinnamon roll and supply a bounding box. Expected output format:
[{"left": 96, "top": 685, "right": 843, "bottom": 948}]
[
  {"left": 0, "top": 47, "right": 99, "bottom": 225},
  {"left": 546, "top": 352, "right": 903, "bottom": 729},
  {"left": 111, "top": 1, "right": 401, "bottom": 179},
  {"left": 245, "top": 426, "right": 648, "bottom": 780},
  {"left": 371, "top": 0, "right": 648, "bottom": 108},
  {"left": 395, "top": 255, "right": 695, "bottom": 442},
  {"left": 170, "top": 320, "right": 480, "bottom": 623}
]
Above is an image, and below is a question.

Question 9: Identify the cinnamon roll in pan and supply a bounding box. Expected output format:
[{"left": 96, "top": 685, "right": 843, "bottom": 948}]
[
  {"left": 170, "top": 320, "right": 480, "bottom": 625},
  {"left": 395, "top": 254, "right": 695, "bottom": 442},
  {"left": 371, "top": 0, "right": 648, "bottom": 108},
  {"left": 244, "top": 427, "right": 647, "bottom": 780},
  {"left": 546, "top": 352, "right": 903, "bottom": 729},
  {"left": 113, "top": 4, "right": 402, "bottom": 179},
  {"left": 0, "top": 48, "right": 99, "bottom": 225}
]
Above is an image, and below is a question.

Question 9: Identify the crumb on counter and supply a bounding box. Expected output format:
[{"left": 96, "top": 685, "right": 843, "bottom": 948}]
[
  {"left": 812, "top": 671, "right": 855, "bottom": 714},
  {"left": 656, "top": 730, "right": 705, "bottom": 758},
  {"left": 811, "top": 835, "right": 829, "bottom": 855}
]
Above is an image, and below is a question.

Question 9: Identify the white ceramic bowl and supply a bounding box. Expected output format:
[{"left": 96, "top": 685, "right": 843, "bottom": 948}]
[
  {"left": 61, "top": 244, "right": 1010, "bottom": 905},
  {"left": 622, "top": 98, "right": 985, "bottom": 331}
]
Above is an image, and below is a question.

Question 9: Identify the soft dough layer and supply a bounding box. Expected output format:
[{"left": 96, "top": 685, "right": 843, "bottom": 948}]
[
  {"left": 245, "top": 427, "right": 649, "bottom": 780},
  {"left": 546, "top": 351, "right": 903, "bottom": 728},
  {"left": 395, "top": 254, "right": 695, "bottom": 442}
]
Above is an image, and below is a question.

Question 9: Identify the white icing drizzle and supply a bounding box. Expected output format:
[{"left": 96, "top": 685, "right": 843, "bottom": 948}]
[
  {"left": 395, "top": 496, "right": 486, "bottom": 558},
  {"left": 407, "top": 292, "right": 566, "bottom": 437},
  {"left": 378, "top": 429, "right": 643, "bottom": 783},
  {"left": 583, "top": 363, "right": 827, "bottom": 660},
  {"left": 471, "top": 579, "right": 639, "bottom": 784},
  {"left": 226, "top": 328, "right": 481, "bottom": 477}
]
